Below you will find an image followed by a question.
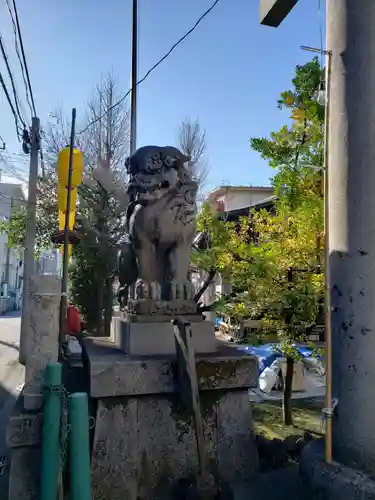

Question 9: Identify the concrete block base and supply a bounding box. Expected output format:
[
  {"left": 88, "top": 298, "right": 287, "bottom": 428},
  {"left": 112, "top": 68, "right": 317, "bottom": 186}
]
[
  {"left": 91, "top": 391, "right": 258, "bottom": 500},
  {"left": 300, "top": 439, "right": 375, "bottom": 499},
  {"left": 82, "top": 338, "right": 258, "bottom": 398},
  {"left": 84, "top": 340, "right": 259, "bottom": 499},
  {"left": 8, "top": 447, "right": 40, "bottom": 500},
  {"left": 113, "top": 317, "right": 216, "bottom": 356},
  {"left": 6, "top": 393, "right": 43, "bottom": 500}
]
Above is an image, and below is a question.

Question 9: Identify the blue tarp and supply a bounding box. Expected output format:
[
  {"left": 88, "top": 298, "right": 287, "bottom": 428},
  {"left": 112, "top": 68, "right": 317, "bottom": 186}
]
[
  {"left": 215, "top": 317, "right": 224, "bottom": 326},
  {"left": 236, "top": 343, "right": 321, "bottom": 376}
]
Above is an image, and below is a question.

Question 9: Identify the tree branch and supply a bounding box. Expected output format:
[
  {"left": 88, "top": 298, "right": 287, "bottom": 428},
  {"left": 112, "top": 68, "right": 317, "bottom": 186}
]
[{"left": 194, "top": 268, "right": 216, "bottom": 303}]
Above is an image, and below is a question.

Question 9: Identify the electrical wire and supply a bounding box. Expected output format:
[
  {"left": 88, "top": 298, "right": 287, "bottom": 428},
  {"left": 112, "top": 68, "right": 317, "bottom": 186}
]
[
  {"left": 5, "top": 0, "right": 35, "bottom": 118},
  {"left": 11, "top": 0, "right": 37, "bottom": 117},
  {"left": 78, "top": 0, "right": 220, "bottom": 135},
  {"left": 317, "top": 0, "right": 324, "bottom": 74},
  {"left": 0, "top": 34, "right": 26, "bottom": 128},
  {"left": 0, "top": 70, "right": 21, "bottom": 139}
]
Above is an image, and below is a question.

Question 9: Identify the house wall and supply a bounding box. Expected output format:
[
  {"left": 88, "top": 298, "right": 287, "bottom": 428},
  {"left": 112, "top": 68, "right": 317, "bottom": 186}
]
[
  {"left": 215, "top": 188, "right": 273, "bottom": 213},
  {"left": 0, "top": 183, "right": 25, "bottom": 312}
]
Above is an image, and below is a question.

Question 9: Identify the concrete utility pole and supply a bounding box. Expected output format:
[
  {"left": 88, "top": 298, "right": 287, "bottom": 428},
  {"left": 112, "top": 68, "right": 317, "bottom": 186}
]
[
  {"left": 128, "top": 0, "right": 138, "bottom": 302},
  {"left": 130, "top": 0, "right": 138, "bottom": 156},
  {"left": 260, "top": 0, "right": 375, "bottom": 476},
  {"left": 19, "top": 117, "right": 40, "bottom": 365},
  {"left": 327, "top": 0, "right": 375, "bottom": 472},
  {"left": 59, "top": 108, "right": 77, "bottom": 336}
]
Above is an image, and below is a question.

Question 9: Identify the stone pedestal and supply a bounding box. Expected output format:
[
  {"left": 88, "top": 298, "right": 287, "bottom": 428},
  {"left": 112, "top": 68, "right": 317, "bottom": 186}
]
[
  {"left": 6, "top": 393, "right": 43, "bottom": 500},
  {"left": 23, "top": 274, "right": 60, "bottom": 410},
  {"left": 113, "top": 314, "right": 216, "bottom": 356},
  {"left": 83, "top": 338, "right": 259, "bottom": 499}
]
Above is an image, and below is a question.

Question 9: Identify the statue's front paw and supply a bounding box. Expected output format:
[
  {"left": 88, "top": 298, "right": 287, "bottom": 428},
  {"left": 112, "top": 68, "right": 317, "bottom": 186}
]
[
  {"left": 135, "top": 279, "right": 161, "bottom": 300},
  {"left": 170, "top": 281, "right": 195, "bottom": 301}
]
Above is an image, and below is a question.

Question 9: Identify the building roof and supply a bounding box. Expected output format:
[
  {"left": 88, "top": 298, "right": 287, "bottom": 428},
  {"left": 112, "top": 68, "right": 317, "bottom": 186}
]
[
  {"left": 0, "top": 182, "right": 26, "bottom": 199},
  {"left": 207, "top": 185, "right": 274, "bottom": 202},
  {"left": 193, "top": 195, "right": 277, "bottom": 249},
  {"left": 221, "top": 195, "right": 277, "bottom": 221}
]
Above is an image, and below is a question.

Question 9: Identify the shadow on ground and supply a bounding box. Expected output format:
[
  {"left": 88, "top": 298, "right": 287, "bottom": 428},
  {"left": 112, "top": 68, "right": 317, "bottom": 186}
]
[
  {"left": 0, "top": 341, "right": 19, "bottom": 352},
  {"left": 0, "top": 382, "right": 17, "bottom": 500},
  {"left": 253, "top": 397, "right": 324, "bottom": 440},
  {"left": 0, "top": 312, "right": 21, "bottom": 320}
]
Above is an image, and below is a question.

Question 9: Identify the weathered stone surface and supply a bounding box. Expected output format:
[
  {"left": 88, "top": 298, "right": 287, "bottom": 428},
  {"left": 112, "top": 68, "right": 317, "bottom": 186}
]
[
  {"left": 91, "top": 399, "right": 138, "bottom": 500},
  {"left": 83, "top": 338, "right": 258, "bottom": 398},
  {"left": 217, "top": 391, "right": 257, "bottom": 483},
  {"left": 300, "top": 439, "right": 375, "bottom": 499},
  {"left": 91, "top": 391, "right": 258, "bottom": 500},
  {"left": 115, "top": 318, "right": 216, "bottom": 356},
  {"left": 127, "top": 299, "right": 198, "bottom": 316},
  {"left": 8, "top": 447, "right": 40, "bottom": 500},
  {"left": 23, "top": 275, "right": 60, "bottom": 410},
  {"left": 6, "top": 406, "right": 43, "bottom": 448},
  {"left": 122, "top": 313, "right": 204, "bottom": 323}
]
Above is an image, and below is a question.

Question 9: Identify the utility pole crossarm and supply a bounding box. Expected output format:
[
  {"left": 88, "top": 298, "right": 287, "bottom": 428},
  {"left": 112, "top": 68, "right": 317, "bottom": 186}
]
[{"left": 260, "top": 0, "right": 299, "bottom": 27}]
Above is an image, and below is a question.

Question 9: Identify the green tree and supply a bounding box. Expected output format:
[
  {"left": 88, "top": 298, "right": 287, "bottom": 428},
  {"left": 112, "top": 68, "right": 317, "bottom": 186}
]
[
  {"left": 194, "top": 58, "right": 325, "bottom": 425},
  {"left": 0, "top": 74, "right": 129, "bottom": 335}
]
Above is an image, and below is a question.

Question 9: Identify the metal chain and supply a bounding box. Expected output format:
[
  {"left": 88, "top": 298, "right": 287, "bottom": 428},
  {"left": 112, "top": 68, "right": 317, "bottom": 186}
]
[
  {"left": 59, "top": 386, "right": 70, "bottom": 473},
  {"left": 44, "top": 384, "right": 70, "bottom": 473}
]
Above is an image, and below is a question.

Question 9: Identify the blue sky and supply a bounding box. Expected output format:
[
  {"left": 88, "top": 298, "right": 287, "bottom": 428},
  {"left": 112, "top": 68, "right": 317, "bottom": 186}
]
[{"left": 0, "top": 0, "right": 325, "bottom": 191}]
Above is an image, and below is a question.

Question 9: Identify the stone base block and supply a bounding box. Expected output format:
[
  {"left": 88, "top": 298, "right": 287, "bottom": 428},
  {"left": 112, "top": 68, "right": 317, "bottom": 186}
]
[
  {"left": 114, "top": 318, "right": 216, "bottom": 356},
  {"left": 85, "top": 341, "right": 259, "bottom": 498},
  {"left": 6, "top": 393, "right": 43, "bottom": 500},
  {"left": 300, "top": 439, "right": 375, "bottom": 499},
  {"left": 6, "top": 394, "right": 43, "bottom": 449},
  {"left": 83, "top": 339, "right": 258, "bottom": 398},
  {"left": 91, "top": 391, "right": 258, "bottom": 500},
  {"left": 8, "top": 447, "right": 40, "bottom": 500},
  {"left": 127, "top": 299, "right": 197, "bottom": 316}
]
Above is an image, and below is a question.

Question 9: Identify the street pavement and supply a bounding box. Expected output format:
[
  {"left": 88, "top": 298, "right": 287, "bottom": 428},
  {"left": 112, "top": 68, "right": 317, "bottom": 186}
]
[{"left": 0, "top": 312, "right": 25, "bottom": 500}]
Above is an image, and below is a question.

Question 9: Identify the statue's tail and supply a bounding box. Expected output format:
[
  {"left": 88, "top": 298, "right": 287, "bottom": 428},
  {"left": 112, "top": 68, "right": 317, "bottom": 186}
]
[{"left": 117, "top": 236, "right": 138, "bottom": 288}]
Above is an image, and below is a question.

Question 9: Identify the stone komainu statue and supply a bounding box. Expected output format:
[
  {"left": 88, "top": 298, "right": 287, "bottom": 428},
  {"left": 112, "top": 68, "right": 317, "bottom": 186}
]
[{"left": 117, "top": 146, "right": 197, "bottom": 307}]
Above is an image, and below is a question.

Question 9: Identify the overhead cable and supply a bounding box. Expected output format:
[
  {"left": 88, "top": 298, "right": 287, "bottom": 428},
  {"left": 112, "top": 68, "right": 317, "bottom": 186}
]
[{"left": 78, "top": 0, "right": 220, "bottom": 135}]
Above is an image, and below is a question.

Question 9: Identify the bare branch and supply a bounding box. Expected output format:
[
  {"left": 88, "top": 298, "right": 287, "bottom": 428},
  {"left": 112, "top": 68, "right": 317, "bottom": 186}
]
[{"left": 177, "top": 117, "right": 209, "bottom": 191}]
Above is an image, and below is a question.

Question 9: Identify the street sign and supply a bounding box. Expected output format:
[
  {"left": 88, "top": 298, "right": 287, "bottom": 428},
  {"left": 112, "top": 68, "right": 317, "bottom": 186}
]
[{"left": 260, "top": 0, "right": 299, "bottom": 27}]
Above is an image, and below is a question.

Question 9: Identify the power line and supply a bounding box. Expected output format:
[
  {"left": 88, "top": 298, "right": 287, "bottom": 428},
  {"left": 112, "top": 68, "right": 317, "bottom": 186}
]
[
  {"left": 0, "top": 33, "right": 26, "bottom": 128},
  {"left": 78, "top": 0, "right": 220, "bottom": 135},
  {"left": 4, "top": 0, "right": 33, "bottom": 119},
  {"left": 11, "top": 0, "right": 37, "bottom": 117},
  {"left": 5, "top": 0, "right": 36, "bottom": 118},
  {"left": 0, "top": 70, "right": 21, "bottom": 139},
  {"left": 317, "top": 0, "right": 324, "bottom": 70}
]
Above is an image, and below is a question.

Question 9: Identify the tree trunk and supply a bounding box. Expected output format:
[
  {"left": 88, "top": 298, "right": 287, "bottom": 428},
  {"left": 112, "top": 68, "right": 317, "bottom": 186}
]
[
  {"left": 283, "top": 357, "right": 294, "bottom": 426},
  {"left": 194, "top": 268, "right": 216, "bottom": 303},
  {"left": 96, "top": 286, "right": 104, "bottom": 336},
  {"left": 103, "top": 276, "right": 113, "bottom": 337}
]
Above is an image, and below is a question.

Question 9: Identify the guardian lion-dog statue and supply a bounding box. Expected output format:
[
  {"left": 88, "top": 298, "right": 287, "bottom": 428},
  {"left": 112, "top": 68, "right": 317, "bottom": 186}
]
[{"left": 117, "top": 146, "right": 198, "bottom": 310}]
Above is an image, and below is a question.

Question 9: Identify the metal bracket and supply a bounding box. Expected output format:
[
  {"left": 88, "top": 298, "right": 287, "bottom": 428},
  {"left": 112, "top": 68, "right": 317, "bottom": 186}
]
[
  {"left": 172, "top": 317, "right": 215, "bottom": 493},
  {"left": 322, "top": 397, "right": 339, "bottom": 418},
  {"left": 321, "top": 398, "right": 338, "bottom": 432}
]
